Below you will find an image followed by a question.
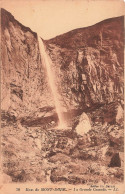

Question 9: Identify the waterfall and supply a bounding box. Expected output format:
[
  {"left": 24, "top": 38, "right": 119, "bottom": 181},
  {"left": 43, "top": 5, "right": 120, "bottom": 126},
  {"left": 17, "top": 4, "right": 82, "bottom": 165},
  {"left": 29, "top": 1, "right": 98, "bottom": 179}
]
[{"left": 37, "top": 35, "right": 65, "bottom": 127}]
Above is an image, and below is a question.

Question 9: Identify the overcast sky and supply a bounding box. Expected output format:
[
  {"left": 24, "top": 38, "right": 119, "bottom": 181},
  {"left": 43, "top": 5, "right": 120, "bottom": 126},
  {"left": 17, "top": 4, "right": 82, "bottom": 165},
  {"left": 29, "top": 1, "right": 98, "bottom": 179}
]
[{"left": 2, "top": 0, "right": 124, "bottom": 40}]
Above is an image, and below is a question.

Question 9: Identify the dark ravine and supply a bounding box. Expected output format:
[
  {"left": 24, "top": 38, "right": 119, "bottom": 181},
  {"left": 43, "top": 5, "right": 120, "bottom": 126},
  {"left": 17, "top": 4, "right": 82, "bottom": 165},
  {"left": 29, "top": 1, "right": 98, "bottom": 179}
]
[{"left": 1, "top": 8, "right": 124, "bottom": 184}]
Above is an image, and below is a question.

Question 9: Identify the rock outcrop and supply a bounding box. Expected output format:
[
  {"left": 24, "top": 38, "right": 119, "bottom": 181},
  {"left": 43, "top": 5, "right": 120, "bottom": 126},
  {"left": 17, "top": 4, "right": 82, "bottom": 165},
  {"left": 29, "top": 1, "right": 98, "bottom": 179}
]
[
  {"left": 45, "top": 16, "right": 124, "bottom": 110},
  {"left": 1, "top": 8, "right": 54, "bottom": 118},
  {"left": 109, "top": 153, "right": 121, "bottom": 167},
  {"left": 75, "top": 112, "right": 91, "bottom": 136}
]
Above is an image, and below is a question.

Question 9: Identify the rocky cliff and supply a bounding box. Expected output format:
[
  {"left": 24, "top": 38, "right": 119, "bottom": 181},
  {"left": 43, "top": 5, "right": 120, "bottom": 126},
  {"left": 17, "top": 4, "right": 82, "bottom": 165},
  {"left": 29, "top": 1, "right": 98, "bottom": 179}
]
[
  {"left": 1, "top": 8, "right": 124, "bottom": 117},
  {"left": 45, "top": 16, "right": 124, "bottom": 110},
  {"left": 1, "top": 8, "right": 55, "bottom": 119}
]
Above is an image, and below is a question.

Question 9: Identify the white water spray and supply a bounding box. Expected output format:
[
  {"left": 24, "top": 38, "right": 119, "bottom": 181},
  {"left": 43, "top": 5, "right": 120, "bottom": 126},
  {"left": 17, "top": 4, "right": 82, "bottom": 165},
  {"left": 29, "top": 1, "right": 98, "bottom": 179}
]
[{"left": 38, "top": 35, "right": 65, "bottom": 127}]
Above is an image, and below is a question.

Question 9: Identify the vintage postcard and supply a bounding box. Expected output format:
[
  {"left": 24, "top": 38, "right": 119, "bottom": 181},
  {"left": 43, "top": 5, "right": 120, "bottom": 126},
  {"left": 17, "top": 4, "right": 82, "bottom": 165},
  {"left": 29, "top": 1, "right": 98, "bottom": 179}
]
[{"left": 0, "top": 0, "right": 124, "bottom": 193}]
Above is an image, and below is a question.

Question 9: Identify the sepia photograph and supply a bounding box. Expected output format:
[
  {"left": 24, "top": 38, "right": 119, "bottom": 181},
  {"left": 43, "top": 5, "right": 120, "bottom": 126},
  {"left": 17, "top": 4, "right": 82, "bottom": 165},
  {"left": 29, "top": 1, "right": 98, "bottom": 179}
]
[{"left": 0, "top": 0, "right": 124, "bottom": 193}]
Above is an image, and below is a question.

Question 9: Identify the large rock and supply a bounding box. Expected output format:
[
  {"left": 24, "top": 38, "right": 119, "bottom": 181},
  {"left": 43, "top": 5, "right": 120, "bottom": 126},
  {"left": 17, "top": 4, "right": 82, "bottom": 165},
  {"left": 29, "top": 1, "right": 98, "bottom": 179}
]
[
  {"left": 75, "top": 112, "right": 91, "bottom": 136},
  {"left": 108, "top": 153, "right": 121, "bottom": 167}
]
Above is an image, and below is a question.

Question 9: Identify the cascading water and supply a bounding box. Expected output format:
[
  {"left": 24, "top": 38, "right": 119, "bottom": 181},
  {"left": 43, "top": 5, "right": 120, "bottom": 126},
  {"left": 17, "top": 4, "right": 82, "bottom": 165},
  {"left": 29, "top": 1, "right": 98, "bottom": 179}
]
[{"left": 37, "top": 35, "right": 65, "bottom": 128}]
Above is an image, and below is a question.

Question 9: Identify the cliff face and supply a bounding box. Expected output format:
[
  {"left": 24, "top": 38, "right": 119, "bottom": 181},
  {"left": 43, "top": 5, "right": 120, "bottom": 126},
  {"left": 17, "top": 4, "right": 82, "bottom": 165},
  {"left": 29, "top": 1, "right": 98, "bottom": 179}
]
[
  {"left": 1, "top": 8, "right": 54, "bottom": 118},
  {"left": 1, "top": 8, "right": 124, "bottom": 117},
  {"left": 45, "top": 16, "right": 124, "bottom": 110}
]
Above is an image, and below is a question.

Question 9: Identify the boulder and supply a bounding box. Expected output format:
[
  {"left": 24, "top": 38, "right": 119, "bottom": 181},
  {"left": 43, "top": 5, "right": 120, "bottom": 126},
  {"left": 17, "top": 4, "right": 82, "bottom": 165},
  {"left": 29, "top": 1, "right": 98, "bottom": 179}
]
[
  {"left": 75, "top": 112, "right": 91, "bottom": 136},
  {"left": 108, "top": 153, "right": 121, "bottom": 167}
]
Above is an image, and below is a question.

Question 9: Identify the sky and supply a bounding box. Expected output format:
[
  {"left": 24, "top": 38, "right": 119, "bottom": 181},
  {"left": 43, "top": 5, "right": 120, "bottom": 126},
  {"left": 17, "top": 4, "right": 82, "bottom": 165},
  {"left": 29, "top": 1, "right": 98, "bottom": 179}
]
[{"left": 1, "top": 0, "right": 125, "bottom": 40}]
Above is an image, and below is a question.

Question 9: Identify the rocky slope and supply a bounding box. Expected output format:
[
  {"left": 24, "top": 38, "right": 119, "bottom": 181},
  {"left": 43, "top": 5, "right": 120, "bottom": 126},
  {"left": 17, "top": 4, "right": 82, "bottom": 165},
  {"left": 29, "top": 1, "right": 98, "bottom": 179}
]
[
  {"left": 45, "top": 16, "right": 124, "bottom": 111},
  {"left": 1, "top": 8, "right": 124, "bottom": 184}
]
